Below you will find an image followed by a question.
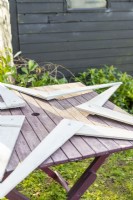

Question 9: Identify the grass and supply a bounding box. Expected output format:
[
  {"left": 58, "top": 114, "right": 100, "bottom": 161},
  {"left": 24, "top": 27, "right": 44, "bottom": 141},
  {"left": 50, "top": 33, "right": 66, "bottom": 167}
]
[{"left": 15, "top": 149, "right": 133, "bottom": 200}]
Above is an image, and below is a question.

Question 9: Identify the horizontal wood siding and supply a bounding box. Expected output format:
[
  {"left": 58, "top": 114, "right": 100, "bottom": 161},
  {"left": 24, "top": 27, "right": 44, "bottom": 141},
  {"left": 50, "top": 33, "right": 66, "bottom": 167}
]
[{"left": 14, "top": 0, "right": 133, "bottom": 75}]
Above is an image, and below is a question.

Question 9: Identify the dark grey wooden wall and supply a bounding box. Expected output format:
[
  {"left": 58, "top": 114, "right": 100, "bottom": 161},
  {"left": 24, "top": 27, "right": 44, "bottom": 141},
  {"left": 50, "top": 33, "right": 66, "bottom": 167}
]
[{"left": 10, "top": 0, "right": 133, "bottom": 76}]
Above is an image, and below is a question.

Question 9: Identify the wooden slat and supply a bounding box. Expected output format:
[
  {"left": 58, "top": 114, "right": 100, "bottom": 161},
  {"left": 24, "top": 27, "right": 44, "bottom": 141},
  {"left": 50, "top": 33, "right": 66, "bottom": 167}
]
[
  {"left": 18, "top": 94, "right": 49, "bottom": 140},
  {"left": 10, "top": 107, "right": 40, "bottom": 151},
  {"left": 6, "top": 152, "right": 20, "bottom": 172},
  {"left": 22, "top": 47, "right": 133, "bottom": 62},
  {"left": 48, "top": 12, "right": 133, "bottom": 23},
  {"left": 19, "top": 92, "right": 68, "bottom": 165},
  {"left": 19, "top": 30, "right": 133, "bottom": 45},
  {"left": 50, "top": 56, "right": 133, "bottom": 70},
  {"left": 18, "top": 14, "right": 48, "bottom": 24},
  {"left": 18, "top": 93, "right": 56, "bottom": 165},
  {"left": 19, "top": 21, "right": 133, "bottom": 34},
  {"left": 17, "top": 3, "right": 63, "bottom": 14},
  {"left": 20, "top": 39, "right": 133, "bottom": 53},
  {"left": 111, "top": 2, "right": 133, "bottom": 11},
  {"left": 17, "top": 0, "right": 63, "bottom": 2}
]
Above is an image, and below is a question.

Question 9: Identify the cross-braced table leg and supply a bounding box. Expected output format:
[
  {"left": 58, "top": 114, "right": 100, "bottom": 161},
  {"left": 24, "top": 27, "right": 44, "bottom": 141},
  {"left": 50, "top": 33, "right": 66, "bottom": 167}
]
[
  {"left": 6, "top": 189, "right": 29, "bottom": 200},
  {"left": 3, "top": 173, "right": 29, "bottom": 200},
  {"left": 67, "top": 154, "right": 109, "bottom": 200},
  {"left": 4, "top": 154, "right": 109, "bottom": 200},
  {"left": 41, "top": 167, "right": 70, "bottom": 192}
]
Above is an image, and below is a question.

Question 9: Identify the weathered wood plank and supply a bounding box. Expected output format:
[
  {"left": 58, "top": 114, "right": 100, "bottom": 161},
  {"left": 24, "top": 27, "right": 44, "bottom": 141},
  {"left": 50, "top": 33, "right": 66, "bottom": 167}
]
[
  {"left": 111, "top": 2, "right": 133, "bottom": 11},
  {"left": 50, "top": 56, "right": 133, "bottom": 70},
  {"left": 10, "top": 107, "right": 41, "bottom": 152},
  {"left": 18, "top": 14, "right": 48, "bottom": 24},
  {"left": 20, "top": 39, "right": 133, "bottom": 54},
  {"left": 19, "top": 30, "right": 133, "bottom": 44},
  {"left": 19, "top": 21, "right": 133, "bottom": 34},
  {"left": 17, "top": 0, "right": 63, "bottom": 2},
  {"left": 49, "top": 12, "right": 133, "bottom": 23},
  {"left": 22, "top": 47, "right": 133, "bottom": 62},
  {"left": 20, "top": 90, "right": 69, "bottom": 165},
  {"left": 17, "top": 3, "right": 63, "bottom": 14}
]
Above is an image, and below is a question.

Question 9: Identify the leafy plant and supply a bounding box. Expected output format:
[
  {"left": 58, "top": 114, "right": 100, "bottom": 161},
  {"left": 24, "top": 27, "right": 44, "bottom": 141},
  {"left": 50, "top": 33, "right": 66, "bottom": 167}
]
[
  {"left": 75, "top": 66, "right": 133, "bottom": 113},
  {"left": 14, "top": 57, "right": 69, "bottom": 87},
  {"left": 0, "top": 49, "right": 70, "bottom": 87},
  {"left": 0, "top": 48, "right": 17, "bottom": 83}
]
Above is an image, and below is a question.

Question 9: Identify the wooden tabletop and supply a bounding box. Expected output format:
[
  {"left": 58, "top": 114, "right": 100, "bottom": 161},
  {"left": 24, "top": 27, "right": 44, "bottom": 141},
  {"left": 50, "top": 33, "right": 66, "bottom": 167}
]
[{"left": 3, "top": 82, "right": 133, "bottom": 172}]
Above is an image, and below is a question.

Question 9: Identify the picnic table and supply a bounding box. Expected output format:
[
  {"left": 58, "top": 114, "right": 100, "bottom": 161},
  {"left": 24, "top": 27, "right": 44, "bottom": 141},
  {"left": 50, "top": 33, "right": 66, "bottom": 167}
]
[{"left": 3, "top": 82, "right": 133, "bottom": 200}]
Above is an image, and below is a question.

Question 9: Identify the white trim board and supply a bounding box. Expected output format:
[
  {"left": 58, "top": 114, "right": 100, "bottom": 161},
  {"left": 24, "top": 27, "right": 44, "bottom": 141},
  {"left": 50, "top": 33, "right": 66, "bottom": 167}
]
[
  {"left": 0, "top": 115, "right": 25, "bottom": 127},
  {"left": 77, "top": 104, "right": 133, "bottom": 126},
  {"left": 76, "top": 83, "right": 133, "bottom": 126},
  {"left": 0, "top": 115, "right": 25, "bottom": 182},
  {"left": 84, "top": 83, "right": 122, "bottom": 107},
  {"left": 1, "top": 82, "right": 122, "bottom": 100},
  {"left": 76, "top": 123, "right": 133, "bottom": 140},
  {"left": 0, "top": 119, "right": 83, "bottom": 198},
  {"left": 0, "top": 84, "right": 25, "bottom": 109}
]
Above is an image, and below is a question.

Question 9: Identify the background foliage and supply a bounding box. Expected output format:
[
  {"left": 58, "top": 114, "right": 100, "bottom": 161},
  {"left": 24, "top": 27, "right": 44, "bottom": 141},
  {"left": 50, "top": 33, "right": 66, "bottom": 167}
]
[{"left": 0, "top": 49, "right": 69, "bottom": 87}]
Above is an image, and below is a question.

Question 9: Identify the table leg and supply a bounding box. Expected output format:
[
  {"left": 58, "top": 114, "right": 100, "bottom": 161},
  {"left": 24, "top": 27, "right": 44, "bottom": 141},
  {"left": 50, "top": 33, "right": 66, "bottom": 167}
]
[
  {"left": 41, "top": 167, "right": 70, "bottom": 192},
  {"left": 3, "top": 172, "right": 29, "bottom": 200},
  {"left": 4, "top": 154, "right": 109, "bottom": 200},
  {"left": 67, "top": 154, "right": 109, "bottom": 200},
  {"left": 6, "top": 189, "right": 29, "bottom": 200}
]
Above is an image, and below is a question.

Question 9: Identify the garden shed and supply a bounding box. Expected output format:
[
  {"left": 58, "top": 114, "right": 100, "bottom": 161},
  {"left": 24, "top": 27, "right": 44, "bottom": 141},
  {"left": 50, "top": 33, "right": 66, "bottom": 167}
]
[{"left": 10, "top": 0, "right": 133, "bottom": 75}]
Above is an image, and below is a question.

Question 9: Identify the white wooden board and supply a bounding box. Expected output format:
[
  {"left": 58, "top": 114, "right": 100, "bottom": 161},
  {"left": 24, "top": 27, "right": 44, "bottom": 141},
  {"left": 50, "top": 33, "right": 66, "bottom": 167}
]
[
  {"left": 0, "top": 119, "right": 83, "bottom": 198},
  {"left": 77, "top": 123, "right": 133, "bottom": 140},
  {"left": 1, "top": 82, "right": 122, "bottom": 100},
  {"left": 0, "top": 116, "right": 25, "bottom": 182},
  {"left": 0, "top": 115, "right": 25, "bottom": 127},
  {"left": 0, "top": 84, "right": 25, "bottom": 109},
  {"left": 77, "top": 104, "right": 133, "bottom": 126},
  {"left": 43, "top": 82, "right": 122, "bottom": 100},
  {"left": 84, "top": 83, "right": 121, "bottom": 107}
]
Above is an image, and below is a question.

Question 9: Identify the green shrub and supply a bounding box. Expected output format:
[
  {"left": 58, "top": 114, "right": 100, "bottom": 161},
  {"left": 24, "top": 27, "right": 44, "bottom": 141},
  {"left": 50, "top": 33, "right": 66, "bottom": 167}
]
[
  {"left": 75, "top": 66, "right": 133, "bottom": 113},
  {"left": 14, "top": 57, "right": 68, "bottom": 87},
  {"left": 14, "top": 56, "right": 70, "bottom": 87},
  {"left": 0, "top": 49, "right": 69, "bottom": 87},
  {"left": 0, "top": 49, "right": 16, "bottom": 83}
]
